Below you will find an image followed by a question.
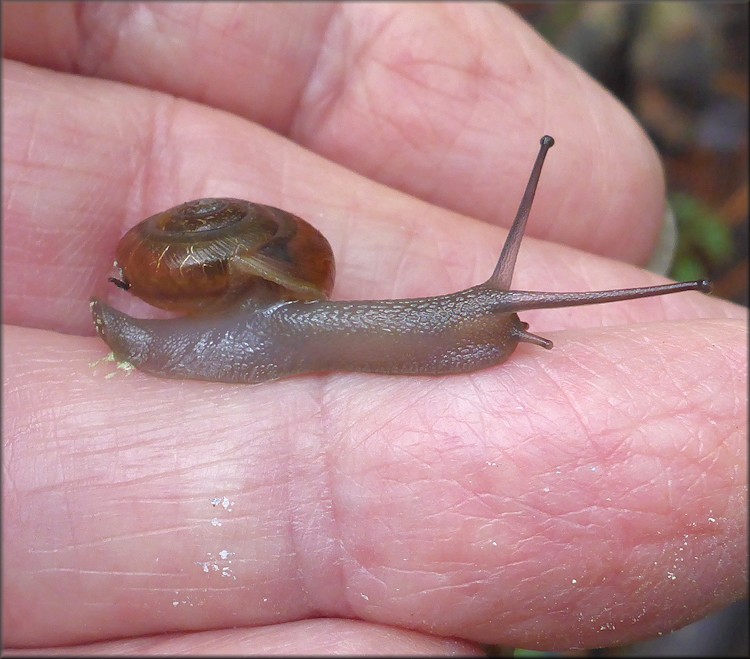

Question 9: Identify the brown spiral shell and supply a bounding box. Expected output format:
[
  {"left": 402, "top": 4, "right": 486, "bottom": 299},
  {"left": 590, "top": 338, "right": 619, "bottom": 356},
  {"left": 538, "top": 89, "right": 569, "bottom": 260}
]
[{"left": 112, "top": 198, "right": 335, "bottom": 313}]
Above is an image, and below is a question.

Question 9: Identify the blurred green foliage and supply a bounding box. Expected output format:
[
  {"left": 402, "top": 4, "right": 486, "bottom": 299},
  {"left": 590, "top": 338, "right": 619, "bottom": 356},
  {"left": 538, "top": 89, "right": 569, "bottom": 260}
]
[{"left": 669, "top": 191, "right": 734, "bottom": 281}]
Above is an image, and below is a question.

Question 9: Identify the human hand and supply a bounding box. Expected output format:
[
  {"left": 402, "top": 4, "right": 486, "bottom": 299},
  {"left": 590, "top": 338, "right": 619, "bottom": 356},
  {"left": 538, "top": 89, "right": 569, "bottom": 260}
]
[{"left": 3, "top": 3, "right": 746, "bottom": 654}]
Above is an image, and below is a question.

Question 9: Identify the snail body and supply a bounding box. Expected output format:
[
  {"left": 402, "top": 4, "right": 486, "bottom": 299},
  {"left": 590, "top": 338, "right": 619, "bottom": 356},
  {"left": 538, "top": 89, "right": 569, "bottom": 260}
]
[{"left": 91, "top": 136, "right": 711, "bottom": 384}]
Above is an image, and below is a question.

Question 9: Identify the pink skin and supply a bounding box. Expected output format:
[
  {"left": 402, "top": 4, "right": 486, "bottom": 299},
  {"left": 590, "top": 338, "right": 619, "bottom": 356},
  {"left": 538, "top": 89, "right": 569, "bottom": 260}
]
[{"left": 3, "top": 2, "right": 747, "bottom": 655}]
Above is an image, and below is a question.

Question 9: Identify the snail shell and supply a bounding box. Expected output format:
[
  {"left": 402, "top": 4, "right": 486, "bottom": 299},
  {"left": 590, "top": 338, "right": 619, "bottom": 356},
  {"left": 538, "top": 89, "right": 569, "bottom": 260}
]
[{"left": 111, "top": 198, "right": 335, "bottom": 313}]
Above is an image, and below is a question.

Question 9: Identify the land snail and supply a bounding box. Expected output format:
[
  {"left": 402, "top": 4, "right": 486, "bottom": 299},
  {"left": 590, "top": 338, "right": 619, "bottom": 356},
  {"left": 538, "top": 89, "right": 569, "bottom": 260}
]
[{"left": 90, "top": 136, "right": 712, "bottom": 384}]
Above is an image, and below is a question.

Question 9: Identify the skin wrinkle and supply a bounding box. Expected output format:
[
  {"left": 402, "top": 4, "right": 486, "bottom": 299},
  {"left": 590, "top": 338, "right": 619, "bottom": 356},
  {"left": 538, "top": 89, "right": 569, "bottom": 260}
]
[
  {"left": 29, "top": 510, "right": 233, "bottom": 547},
  {"left": 135, "top": 96, "right": 187, "bottom": 222},
  {"left": 21, "top": 83, "right": 45, "bottom": 178},
  {"left": 369, "top": 51, "right": 502, "bottom": 193},
  {"left": 537, "top": 359, "right": 593, "bottom": 439},
  {"left": 422, "top": 486, "right": 499, "bottom": 521},
  {"left": 309, "top": 376, "right": 390, "bottom": 615},
  {"left": 525, "top": 485, "right": 606, "bottom": 526},
  {"left": 123, "top": 584, "right": 254, "bottom": 593},
  {"left": 712, "top": 342, "right": 747, "bottom": 412},
  {"left": 456, "top": 387, "right": 493, "bottom": 439},
  {"left": 334, "top": 10, "right": 494, "bottom": 178},
  {"left": 383, "top": 54, "right": 485, "bottom": 105},
  {"left": 579, "top": 65, "right": 609, "bottom": 215},
  {"left": 506, "top": 10, "right": 536, "bottom": 81},
  {"left": 429, "top": 119, "right": 484, "bottom": 213},
  {"left": 571, "top": 82, "right": 633, "bottom": 257},
  {"left": 191, "top": 4, "right": 254, "bottom": 100},
  {"left": 410, "top": 576, "right": 496, "bottom": 601},
  {"left": 434, "top": 223, "right": 482, "bottom": 292},
  {"left": 69, "top": 4, "right": 99, "bottom": 73},
  {"left": 672, "top": 469, "right": 705, "bottom": 509},
  {"left": 292, "top": 376, "right": 343, "bottom": 617},
  {"left": 514, "top": 360, "right": 590, "bottom": 449},
  {"left": 508, "top": 494, "right": 595, "bottom": 529},
  {"left": 366, "top": 64, "right": 432, "bottom": 156},
  {"left": 586, "top": 76, "right": 658, "bottom": 258},
  {"left": 120, "top": 585, "right": 253, "bottom": 596},
  {"left": 292, "top": 7, "right": 365, "bottom": 138},
  {"left": 37, "top": 567, "right": 179, "bottom": 577},
  {"left": 344, "top": 215, "right": 408, "bottom": 298},
  {"left": 345, "top": 382, "right": 437, "bottom": 446},
  {"left": 383, "top": 223, "right": 420, "bottom": 299},
  {"left": 633, "top": 414, "right": 706, "bottom": 460},
  {"left": 546, "top": 335, "right": 695, "bottom": 443}
]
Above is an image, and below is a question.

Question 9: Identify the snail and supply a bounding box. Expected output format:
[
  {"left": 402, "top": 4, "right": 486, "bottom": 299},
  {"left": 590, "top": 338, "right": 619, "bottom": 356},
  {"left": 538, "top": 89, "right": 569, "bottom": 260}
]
[{"left": 90, "top": 136, "right": 712, "bottom": 384}]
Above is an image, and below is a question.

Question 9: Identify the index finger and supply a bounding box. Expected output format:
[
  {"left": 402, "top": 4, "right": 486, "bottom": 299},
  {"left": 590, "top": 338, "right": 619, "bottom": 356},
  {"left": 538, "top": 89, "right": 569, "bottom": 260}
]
[
  {"left": 3, "top": 2, "right": 665, "bottom": 263},
  {"left": 3, "top": 315, "right": 746, "bottom": 650}
]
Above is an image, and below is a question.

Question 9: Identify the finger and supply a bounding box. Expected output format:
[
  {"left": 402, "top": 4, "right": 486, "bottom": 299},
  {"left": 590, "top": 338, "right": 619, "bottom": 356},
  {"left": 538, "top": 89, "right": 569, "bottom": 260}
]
[
  {"left": 2, "top": 619, "right": 482, "bottom": 656},
  {"left": 3, "top": 3, "right": 664, "bottom": 262},
  {"left": 3, "top": 62, "right": 734, "bottom": 337},
  {"left": 4, "top": 317, "right": 746, "bottom": 649},
  {"left": 2, "top": 2, "right": 333, "bottom": 134}
]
